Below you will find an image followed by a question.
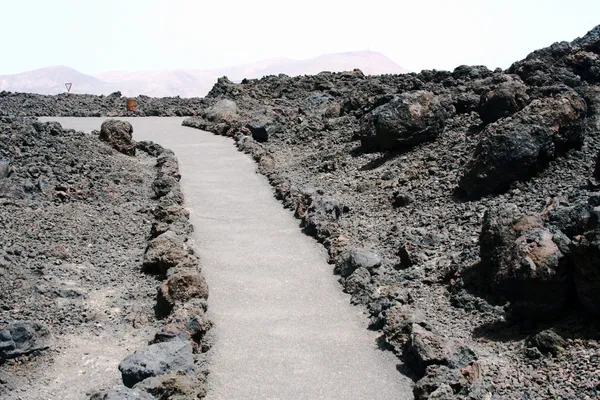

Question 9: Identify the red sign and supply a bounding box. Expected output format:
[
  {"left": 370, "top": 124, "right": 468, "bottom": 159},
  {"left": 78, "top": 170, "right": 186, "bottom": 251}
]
[{"left": 65, "top": 83, "right": 72, "bottom": 92}]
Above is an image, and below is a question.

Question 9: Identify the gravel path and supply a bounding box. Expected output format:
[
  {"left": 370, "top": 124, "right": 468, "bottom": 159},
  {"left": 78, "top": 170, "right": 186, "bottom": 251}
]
[{"left": 44, "top": 117, "right": 413, "bottom": 400}]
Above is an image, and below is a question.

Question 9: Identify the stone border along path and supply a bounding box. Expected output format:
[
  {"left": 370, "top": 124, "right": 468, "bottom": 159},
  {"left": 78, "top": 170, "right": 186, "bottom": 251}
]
[{"left": 44, "top": 117, "right": 413, "bottom": 400}]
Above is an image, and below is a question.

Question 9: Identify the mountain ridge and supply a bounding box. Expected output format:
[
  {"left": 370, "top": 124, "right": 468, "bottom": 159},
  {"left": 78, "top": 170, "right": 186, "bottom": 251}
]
[{"left": 0, "top": 51, "right": 407, "bottom": 98}]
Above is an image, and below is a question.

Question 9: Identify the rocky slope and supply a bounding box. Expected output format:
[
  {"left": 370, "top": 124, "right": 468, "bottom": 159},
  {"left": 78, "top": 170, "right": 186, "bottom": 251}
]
[
  {"left": 182, "top": 26, "right": 600, "bottom": 399},
  {"left": 0, "top": 118, "right": 212, "bottom": 399},
  {"left": 0, "top": 91, "right": 208, "bottom": 117}
]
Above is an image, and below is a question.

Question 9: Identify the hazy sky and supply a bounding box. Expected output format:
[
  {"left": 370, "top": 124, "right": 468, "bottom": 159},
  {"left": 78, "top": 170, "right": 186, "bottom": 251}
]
[{"left": 1, "top": 0, "right": 598, "bottom": 75}]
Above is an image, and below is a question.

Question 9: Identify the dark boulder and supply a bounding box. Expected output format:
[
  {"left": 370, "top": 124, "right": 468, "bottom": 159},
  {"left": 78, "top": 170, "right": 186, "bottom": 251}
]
[
  {"left": 247, "top": 121, "right": 269, "bottom": 142},
  {"left": 118, "top": 341, "right": 194, "bottom": 388},
  {"left": 359, "top": 91, "right": 454, "bottom": 150},
  {"left": 525, "top": 329, "right": 566, "bottom": 355},
  {"left": 459, "top": 89, "right": 587, "bottom": 197},
  {"left": 0, "top": 320, "right": 51, "bottom": 359},
  {"left": 478, "top": 77, "right": 530, "bottom": 124},
  {"left": 99, "top": 120, "right": 136, "bottom": 156},
  {"left": 479, "top": 205, "right": 570, "bottom": 319}
]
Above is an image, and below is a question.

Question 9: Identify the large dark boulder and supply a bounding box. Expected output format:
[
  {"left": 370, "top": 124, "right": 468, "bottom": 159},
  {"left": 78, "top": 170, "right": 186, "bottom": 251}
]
[
  {"left": 479, "top": 205, "right": 570, "bottom": 319},
  {"left": 358, "top": 91, "right": 454, "bottom": 150},
  {"left": 99, "top": 120, "right": 136, "bottom": 156},
  {"left": 459, "top": 89, "right": 587, "bottom": 197},
  {"left": 478, "top": 77, "right": 530, "bottom": 124}
]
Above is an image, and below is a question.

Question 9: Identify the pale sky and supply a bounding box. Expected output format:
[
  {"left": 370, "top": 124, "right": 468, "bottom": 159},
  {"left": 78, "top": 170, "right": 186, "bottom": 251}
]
[{"left": 1, "top": 0, "right": 598, "bottom": 75}]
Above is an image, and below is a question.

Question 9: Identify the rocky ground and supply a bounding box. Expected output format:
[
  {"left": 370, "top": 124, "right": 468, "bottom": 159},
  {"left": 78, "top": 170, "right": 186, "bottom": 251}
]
[
  {"left": 0, "top": 118, "right": 212, "bottom": 398},
  {"left": 0, "top": 91, "right": 208, "bottom": 117},
  {"left": 182, "top": 26, "right": 600, "bottom": 399}
]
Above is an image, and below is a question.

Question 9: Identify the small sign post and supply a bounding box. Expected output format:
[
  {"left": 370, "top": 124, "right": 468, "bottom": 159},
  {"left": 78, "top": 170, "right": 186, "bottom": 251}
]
[{"left": 65, "top": 83, "right": 72, "bottom": 93}]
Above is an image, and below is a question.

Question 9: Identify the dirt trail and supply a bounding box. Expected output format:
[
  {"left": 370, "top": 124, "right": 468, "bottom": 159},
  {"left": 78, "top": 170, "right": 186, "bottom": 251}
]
[{"left": 45, "top": 117, "right": 413, "bottom": 400}]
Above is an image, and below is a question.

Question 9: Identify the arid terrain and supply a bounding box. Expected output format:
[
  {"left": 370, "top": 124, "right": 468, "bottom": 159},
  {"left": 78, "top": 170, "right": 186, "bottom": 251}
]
[
  {"left": 182, "top": 25, "right": 600, "bottom": 399},
  {"left": 1, "top": 24, "right": 600, "bottom": 400}
]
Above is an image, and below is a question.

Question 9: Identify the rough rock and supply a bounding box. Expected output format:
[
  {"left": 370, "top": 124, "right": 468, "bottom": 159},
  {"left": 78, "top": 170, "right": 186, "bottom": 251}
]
[
  {"left": 335, "top": 248, "right": 382, "bottom": 277},
  {"left": 413, "top": 365, "right": 469, "bottom": 400},
  {"left": 156, "top": 269, "right": 209, "bottom": 317},
  {"left": 136, "top": 140, "right": 165, "bottom": 157},
  {"left": 525, "top": 329, "right": 567, "bottom": 355},
  {"left": 142, "top": 231, "right": 198, "bottom": 275},
  {"left": 359, "top": 91, "right": 454, "bottom": 150},
  {"left": 134, "top": 371, "right": 205, "bottom": 399},
  {"left": 153, "top": 300, "right": 212, "bottom": 351},
  {"left": 118, "top": 341, "right": 195, "bottom": 388},
  {"left": 247, "top": 121, "right": 269, "bottom": 142},
  {"left": 460, "top": 89, "right": 587, "bottom": 197},
  {"left": 205, "top": 99, "right": 238, "bottom": 122},
  {"left": 0, "top": 321, "right": 51, "bottom": 359},
  {"left": 403, "top": 323, "right": 476, "bottom": 377},
  {"left": 382, "top": 306, "right": 426, "bottom": 352},
  {"left": 156, "top": 151, "right": 181, "bottom": 181},
  {"left": 99, "top": 120, "right": 136, "bottom": 156},
  {"left": 479, "top": 205, "right": 570, "bottom": 318},
  {"left": 478, "top": 76, "right": 530, "bottom": 124},
  {"left": 302, "top": 195, "right": 348, "bottom": 241}
]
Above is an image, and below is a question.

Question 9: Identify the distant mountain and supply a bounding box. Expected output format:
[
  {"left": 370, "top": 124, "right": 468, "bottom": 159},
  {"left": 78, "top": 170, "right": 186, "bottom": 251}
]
[
  {"left": 0, "top": 66, "right": 115, "bottom": 95},
  {"left": 0, "top": 51, "right": 407, "bottom": 98}
]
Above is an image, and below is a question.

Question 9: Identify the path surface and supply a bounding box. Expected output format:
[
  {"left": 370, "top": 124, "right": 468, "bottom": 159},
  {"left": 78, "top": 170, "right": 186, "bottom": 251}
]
[{"left": 45, "top": 117, "right": 412, "bottom": 400}]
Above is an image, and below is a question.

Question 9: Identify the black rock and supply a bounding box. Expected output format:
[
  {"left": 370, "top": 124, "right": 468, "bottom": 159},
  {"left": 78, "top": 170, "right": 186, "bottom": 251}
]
[
  {"left": 478, "top": 78, "right": 530, "bottom": 124},
  {"left": 0, "top": 321, "right": 51, "bottom": 359},
  {"left": 359, "top": 91, "right": 454, "bottom": 150},
  {"left": 118, "top": 341, "right": 195, "bottom": 388},
  {"left": 248, "top": 121, "right": 269, "bottom": 142},
  {"left": 525, "top": 329, "right": 566, "bottom": 355}
]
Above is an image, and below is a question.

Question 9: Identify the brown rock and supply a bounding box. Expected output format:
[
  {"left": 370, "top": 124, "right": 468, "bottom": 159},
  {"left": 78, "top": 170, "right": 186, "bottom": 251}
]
[
  {"left": 156, "top": 269, "right": 209, "bottom": 316},
  {"left": 143, "top": 231, "right": 198, "bottom": 275},
  {"left": 99, "top": 120, "right": 136, "bottom": 156}
]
